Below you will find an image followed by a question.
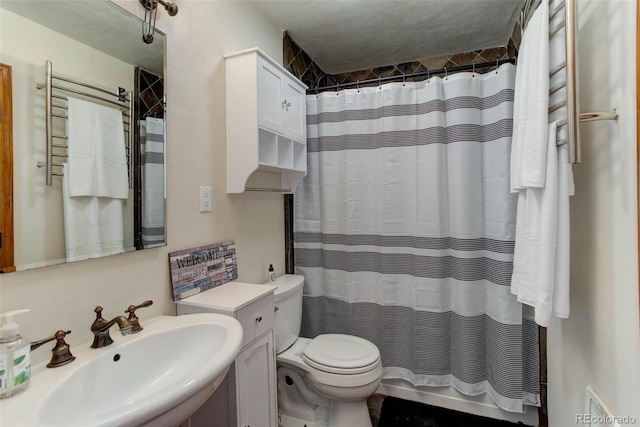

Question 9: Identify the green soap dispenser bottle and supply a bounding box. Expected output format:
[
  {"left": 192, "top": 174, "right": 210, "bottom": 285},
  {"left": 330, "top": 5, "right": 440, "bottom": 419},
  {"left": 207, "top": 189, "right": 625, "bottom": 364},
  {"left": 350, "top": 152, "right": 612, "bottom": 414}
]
[{"left": 0, "top": 309, "right": 31, "bottom": 398}]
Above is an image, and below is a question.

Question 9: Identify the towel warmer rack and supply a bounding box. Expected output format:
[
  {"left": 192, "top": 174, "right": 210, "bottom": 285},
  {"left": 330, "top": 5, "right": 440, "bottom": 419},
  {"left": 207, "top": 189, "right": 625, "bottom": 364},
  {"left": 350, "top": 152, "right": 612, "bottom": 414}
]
[
  {"left": 521, "top": 0, "right": 618, "bottom": 164},
  {"left": 36, "top": 60, "right": 133, "bottom": 187}
]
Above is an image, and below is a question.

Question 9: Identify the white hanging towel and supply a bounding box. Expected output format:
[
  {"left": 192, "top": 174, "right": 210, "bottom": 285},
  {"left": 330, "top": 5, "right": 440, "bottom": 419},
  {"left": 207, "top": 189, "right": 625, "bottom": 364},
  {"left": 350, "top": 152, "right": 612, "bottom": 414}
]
[
  {"left": 510, "top": 0, "right": 550, "bottom": 192},
  {"left": 553, "top": 140, "right": 574, "bottom": 319},
  {"left": 141, "top": 117, "right": 165, "bottom": 248},
  {"left": 511, "top": 122, "right": 574, "bottom": 327},
  {"left": 62, "top": 163, "right": 125, "bottom": 262},
  {"left": 66, "top": 97, "right": 129, "bottom": 199}
]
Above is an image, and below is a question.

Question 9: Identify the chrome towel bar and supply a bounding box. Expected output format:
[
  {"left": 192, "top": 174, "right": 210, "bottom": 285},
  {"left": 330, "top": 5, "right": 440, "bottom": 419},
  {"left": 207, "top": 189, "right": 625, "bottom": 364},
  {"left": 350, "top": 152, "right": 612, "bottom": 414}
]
[
  {"left": 522, "top": 0, "right": 618, "bottom": 163},
  {"left": 36, "top": 60, "right": 133, "bottom": 187}
]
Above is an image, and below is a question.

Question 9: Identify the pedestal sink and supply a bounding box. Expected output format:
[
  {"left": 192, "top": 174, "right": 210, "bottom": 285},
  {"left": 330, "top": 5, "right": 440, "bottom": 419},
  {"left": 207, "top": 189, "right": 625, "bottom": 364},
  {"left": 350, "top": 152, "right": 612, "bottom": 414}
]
[{"left": 0, "top": 313, "right": 243, "bottom": 427}]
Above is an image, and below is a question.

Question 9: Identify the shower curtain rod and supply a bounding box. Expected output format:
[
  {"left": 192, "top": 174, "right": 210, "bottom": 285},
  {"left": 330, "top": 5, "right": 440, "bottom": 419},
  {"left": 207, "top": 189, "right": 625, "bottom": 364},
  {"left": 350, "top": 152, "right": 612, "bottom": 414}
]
[{"left": 309, "top": 58, "right": 516, "bottom": 94}]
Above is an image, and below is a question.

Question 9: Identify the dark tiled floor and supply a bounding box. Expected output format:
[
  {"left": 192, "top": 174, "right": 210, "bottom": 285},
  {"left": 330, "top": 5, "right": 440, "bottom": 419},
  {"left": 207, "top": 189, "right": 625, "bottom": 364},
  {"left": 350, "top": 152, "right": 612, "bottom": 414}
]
[{"left": 378, "top": 397, "right": 526, "bottom": 427}]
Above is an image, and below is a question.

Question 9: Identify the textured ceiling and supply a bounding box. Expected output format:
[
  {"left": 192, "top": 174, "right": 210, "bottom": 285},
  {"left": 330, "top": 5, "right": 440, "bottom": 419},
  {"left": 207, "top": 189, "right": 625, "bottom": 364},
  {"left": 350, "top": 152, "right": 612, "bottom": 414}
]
[
  {"left": 0, "top": 0, "right": 165, "bottom": 75},
  {"left": 253, "top": 0, "right": 525, "bottom": 74}
]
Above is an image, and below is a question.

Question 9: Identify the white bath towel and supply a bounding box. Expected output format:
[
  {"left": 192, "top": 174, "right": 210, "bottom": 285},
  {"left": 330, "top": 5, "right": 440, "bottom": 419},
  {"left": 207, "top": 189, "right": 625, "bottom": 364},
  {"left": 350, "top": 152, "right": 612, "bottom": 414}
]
[
  {"left": 552, "top": 138, "right": 574, "bottom": 319},
  {"left": 66, "top": 97, "right": 129, "bottom": 199},
  {"left": 62, "top": 163, "right": 125, "bottom": 262},
  {"left": 511, "top": 122, "right": 574, "bottom": 326},
  {"left": 510, "top": 0, "right": 550, "bottom": 192}
]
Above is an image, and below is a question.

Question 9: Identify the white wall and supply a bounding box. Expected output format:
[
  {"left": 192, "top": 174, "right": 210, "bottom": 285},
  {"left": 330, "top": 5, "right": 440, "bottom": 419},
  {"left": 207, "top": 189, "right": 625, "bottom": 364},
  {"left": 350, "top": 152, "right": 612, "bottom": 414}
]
[
  {"left": 547, "top": 1, "right": 640, "bottom": 425},
  {"left": 0, "top": 9, "right": 136, "bottom": 269},
  {"left": 0, "top": 0, "right": 285, "bottom": 367}
]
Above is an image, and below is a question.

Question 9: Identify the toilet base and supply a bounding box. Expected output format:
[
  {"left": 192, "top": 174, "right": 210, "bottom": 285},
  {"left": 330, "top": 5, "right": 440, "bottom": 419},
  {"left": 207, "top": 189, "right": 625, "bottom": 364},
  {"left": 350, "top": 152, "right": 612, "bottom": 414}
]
[
  {"left": 279, "top": 413, "right": 327, "bottom": 427},
  {"left": 277, "top": 364, "right": 374, "bottom": 427},
  {"left": 328, "top": 400, "right": 373, "bottom": 427},
  {"left": 279, "top": 401, "right": 371, "bottom": 427}
]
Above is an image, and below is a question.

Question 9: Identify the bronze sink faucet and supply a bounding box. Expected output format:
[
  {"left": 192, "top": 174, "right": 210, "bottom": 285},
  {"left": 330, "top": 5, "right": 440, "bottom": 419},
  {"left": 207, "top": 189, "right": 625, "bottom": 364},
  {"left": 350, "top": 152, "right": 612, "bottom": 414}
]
[{"left": 91, "top": 306, "right": 133, "bottom": 348}]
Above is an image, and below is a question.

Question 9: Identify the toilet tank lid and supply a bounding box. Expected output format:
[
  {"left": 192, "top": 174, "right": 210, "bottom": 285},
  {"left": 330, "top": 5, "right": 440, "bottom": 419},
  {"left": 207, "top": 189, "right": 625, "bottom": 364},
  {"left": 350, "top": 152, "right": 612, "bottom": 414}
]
[{"left": 265, "top": 274, "right": 304, "bottom": 302}]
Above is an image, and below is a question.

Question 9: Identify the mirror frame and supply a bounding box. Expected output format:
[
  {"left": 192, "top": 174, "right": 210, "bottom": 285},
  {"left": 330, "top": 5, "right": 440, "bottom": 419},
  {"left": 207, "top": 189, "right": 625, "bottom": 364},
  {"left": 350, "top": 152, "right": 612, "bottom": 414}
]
[{"left": 0, "top": 63, "right": 15, "bottom": 273}]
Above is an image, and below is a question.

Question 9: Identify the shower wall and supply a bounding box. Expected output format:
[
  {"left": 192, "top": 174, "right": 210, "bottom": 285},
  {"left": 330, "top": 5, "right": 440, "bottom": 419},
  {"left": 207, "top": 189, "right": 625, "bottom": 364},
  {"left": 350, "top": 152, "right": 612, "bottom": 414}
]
[{"left": 547, "top": 1, "right": 640, "bottom": 424}]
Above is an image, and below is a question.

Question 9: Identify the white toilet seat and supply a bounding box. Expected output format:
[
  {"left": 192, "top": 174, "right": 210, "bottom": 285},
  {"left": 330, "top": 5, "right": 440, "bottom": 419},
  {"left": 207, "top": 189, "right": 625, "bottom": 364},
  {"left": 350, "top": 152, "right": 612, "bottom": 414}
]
[
  {"left": 277, "top": 336, "right": 383, "bottom": 389},
  {"left": 302, "top": 334, "right": 381, "bottom": 374}
]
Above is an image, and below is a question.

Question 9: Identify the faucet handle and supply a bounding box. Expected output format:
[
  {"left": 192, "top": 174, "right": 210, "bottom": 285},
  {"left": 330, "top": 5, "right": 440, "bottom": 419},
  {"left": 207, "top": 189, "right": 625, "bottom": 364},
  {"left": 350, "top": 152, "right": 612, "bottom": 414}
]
[
  {"left": 31, "top": 330, "right": 76, "bottom": 368},
  {"left": 125, "top": 300, "right": 153, "bottom": 333},
  {"left": 134, "top": 300, "right": 153, "bottom": 310}
]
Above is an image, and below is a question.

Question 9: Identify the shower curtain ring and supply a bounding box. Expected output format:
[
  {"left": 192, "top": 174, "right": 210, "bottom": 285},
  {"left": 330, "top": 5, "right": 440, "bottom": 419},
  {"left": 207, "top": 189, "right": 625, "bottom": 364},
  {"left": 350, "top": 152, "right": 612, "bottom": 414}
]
[
  {"left": 472, "top": 63, "right": 476, "bottom": 76},
  {"left": 357, "top": 80, "right": 360, "bottom": 92},
  {"left": 444, "top": 67, "right": 448, "bottom": 80},
  {"left": 378, "top": 76, "right": 382, "bottom": 89},
  {"left": 402, "top": 73, "right": 406, "bottom": 86}
]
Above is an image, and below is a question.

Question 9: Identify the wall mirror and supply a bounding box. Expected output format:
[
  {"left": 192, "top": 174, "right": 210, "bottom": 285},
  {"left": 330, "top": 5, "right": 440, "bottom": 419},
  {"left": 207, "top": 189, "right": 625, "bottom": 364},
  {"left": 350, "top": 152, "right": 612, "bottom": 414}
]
[{"left": 0, "top": 0, "right": 166, "bottom": 272}]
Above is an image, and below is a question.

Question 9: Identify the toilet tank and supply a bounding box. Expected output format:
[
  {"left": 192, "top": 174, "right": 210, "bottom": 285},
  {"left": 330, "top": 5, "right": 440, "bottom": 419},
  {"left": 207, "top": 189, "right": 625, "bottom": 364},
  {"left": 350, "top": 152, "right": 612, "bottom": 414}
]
[{"left": 270, "top": 274, "right": 304, "bottom": 354}]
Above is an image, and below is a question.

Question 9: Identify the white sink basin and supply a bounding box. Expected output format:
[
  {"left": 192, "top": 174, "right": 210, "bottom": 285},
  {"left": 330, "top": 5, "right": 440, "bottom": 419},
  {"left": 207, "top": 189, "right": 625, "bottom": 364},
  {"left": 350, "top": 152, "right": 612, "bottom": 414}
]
[{"left": 0, "top": 313, "right": 243, "bottom": 427}]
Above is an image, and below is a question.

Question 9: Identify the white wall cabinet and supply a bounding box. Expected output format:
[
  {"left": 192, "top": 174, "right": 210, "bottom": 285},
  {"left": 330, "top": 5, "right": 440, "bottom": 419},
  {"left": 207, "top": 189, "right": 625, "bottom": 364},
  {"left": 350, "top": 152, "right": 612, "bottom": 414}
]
[
  {"left": 257, "top": 57, "right": 285, "bottom": 135},
  {"left": 177, "top": 282, "right": 277, "bottom": 427},
  {"left": 226, "top": 48, "right": 308, "bottom": 193},
  {"left": 257, "top": 55, "right": 306, "bottom": 142}
]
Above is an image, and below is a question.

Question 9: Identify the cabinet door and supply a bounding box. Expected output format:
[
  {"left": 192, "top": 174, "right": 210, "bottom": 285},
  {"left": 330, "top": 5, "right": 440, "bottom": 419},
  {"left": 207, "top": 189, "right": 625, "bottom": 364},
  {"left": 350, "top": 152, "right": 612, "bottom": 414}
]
[
  {"left": 236, "top": 332, "right": 277, "bottom": 427},
  {"left": 283, "top": 79, "right": 306, "bottom": 142},
  {"left": 257, "top": 57, "right": 284, "bottom": 134}
]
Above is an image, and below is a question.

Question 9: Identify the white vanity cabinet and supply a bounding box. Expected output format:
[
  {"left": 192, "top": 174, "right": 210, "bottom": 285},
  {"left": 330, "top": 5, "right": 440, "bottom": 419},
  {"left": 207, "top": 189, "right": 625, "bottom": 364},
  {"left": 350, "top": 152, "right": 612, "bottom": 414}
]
[
  {"left": 177, "top": 282, "right": 277, "bottom": 427},
  {"left": 235, "top": 332, "right": 277, "bottom": 427},
  {"left": 225, "top": 48, "right": 308, "bottom": 194}
]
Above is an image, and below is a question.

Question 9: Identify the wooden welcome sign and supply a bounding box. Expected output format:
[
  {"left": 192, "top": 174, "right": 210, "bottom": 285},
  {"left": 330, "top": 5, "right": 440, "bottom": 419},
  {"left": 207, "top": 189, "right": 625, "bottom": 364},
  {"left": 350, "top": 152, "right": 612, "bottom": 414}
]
[{"left": 168, "top": 241, "right": 238, "bottom": 301}]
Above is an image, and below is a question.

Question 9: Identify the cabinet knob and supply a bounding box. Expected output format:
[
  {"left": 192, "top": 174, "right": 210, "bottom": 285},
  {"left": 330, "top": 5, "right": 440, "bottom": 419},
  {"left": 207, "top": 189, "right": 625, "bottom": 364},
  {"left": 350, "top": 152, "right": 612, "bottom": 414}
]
[{"left": 256, "top": 316, "right": 263, "bottom": 323}]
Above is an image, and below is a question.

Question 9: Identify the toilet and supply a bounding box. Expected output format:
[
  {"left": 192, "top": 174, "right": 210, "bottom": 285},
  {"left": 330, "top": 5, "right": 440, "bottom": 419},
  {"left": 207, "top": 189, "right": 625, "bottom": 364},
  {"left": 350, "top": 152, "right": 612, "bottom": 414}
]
[{"left": 271, "top": 275, "right": 382, "bottom": 427}]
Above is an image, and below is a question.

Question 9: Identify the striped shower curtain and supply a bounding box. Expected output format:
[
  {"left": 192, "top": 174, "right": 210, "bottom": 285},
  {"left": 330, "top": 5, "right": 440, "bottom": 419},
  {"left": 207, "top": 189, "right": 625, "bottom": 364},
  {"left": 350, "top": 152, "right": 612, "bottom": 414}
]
[
  {"left": 294, "top": 64, "right": 540, "bottom": 412},
  {"left": 139, "top": 117, "right": 165, "bottom": 249}
]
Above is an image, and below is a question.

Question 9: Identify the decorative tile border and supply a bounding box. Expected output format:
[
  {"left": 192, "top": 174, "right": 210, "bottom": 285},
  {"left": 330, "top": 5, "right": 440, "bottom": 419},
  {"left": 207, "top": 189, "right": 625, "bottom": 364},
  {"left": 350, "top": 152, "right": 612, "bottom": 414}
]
[
  {"left": 136, "top": 68, "right": 164, "bottom": 119},
  {"left": 284, "top": 26, "right": 520, "bottom": 91}
]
